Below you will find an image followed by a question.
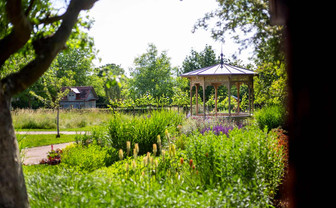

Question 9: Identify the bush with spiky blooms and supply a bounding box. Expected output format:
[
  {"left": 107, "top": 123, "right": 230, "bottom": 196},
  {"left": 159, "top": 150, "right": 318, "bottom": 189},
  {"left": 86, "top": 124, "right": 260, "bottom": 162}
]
[{"left": 105, "top": 110, "right": 183, "bottom": 155}]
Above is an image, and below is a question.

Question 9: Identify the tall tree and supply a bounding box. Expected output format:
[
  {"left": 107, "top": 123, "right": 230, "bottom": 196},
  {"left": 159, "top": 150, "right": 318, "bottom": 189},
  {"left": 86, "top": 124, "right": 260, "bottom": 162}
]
[
  {"left": 130, "top": 44, "right": 175, "bottom": 99},
  {"left": 181, "top": 45, "right": 218, "bottom": 74},
  {"left": 0, "top": 0, "right": 98, "bottom": 207},
  {"left": 93, "top": 63, "right": 126, "bottom": 104},
  {"left": 194, "top": 0, "right": 283, "bottom": 63},
  {"left": 56, "top": 44, "right": 95, "bottom": 86}
]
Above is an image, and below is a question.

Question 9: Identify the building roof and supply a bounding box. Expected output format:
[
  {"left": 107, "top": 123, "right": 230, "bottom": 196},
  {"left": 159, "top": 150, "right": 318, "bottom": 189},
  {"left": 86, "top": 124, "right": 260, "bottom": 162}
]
[
  {"left": 61, "top": 86, "right": 98, "bottom": 101},
  {"left": 180, "top": 63, "right": 256, "bottom": 77},
  {"left": 71, "top": 87, "right": 80, "bottom": 94}
]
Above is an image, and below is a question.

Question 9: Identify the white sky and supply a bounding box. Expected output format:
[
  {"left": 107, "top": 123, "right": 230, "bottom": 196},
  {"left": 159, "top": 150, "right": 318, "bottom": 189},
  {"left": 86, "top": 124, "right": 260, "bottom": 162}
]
[{"left": 88, "top": 0, "right": 253, "bottom": 72}]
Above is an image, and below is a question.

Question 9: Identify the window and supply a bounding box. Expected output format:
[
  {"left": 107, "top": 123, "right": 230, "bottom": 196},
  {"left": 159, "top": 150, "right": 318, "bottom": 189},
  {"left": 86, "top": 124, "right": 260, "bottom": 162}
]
[{"left": 68, "top": 92, "right": 76, "bottom": 101}]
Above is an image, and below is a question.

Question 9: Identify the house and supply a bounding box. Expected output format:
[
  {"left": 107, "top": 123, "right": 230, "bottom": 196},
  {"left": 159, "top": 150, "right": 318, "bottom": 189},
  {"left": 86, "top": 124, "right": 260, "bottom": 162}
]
[{"left": 60, "top": 86, "right": 98, "bottom": 109}]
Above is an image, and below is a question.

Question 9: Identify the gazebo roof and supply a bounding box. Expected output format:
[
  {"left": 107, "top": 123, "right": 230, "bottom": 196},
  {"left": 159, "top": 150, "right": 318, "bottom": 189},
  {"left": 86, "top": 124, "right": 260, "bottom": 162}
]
[
  {"left": 180, "top": 63, "right": 256, "bottom": 77},
  {"left": 180, "top": 55, "right": 256, "bottom": 119}
]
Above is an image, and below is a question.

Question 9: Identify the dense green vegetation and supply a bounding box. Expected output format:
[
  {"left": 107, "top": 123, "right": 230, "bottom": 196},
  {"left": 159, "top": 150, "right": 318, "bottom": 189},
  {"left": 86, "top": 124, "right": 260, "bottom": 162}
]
[
  {"left": 104, "top": 111, "right": 183, "bottom": 155},
  {"left": 61, "top": 143, "right": 116, "bottom": 172},
  {"left": 22, "top": 110, "right": 287, "bottom": 207},
  {"left": 255, "top": 105, "right": 286, "bottom": 131}
]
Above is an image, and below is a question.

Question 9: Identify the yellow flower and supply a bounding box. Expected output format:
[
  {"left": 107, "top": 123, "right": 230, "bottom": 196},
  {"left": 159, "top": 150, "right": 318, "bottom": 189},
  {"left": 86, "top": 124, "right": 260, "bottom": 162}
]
[
  {"left": 171, "top": 144, "right": 176, "bottom": 157},
  {"left": 126, "top": 141, "right": 131, "bottom": 155},
  {"left": 150, "top": 156, "right": 153, "bottom": 167},
  {"left": 165, "top": 129, "right": 170, "bottom": 143},
  {"left": 135, "top": 143, "right": 139, "bottom": 154},
  {"left": 118, "top": 149, "right": 123, "bottom": 160},
  {"left": 143, "top": 156, "right": 148, "bottom": 166},
  {"left": 153, "top": 144, "right": 157, "bottom": 156}
]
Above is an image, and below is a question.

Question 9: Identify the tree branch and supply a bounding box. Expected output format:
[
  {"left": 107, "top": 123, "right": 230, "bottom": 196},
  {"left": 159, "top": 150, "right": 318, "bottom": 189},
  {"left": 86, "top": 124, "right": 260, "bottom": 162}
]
[
  {"left": 36, "top": 14, "right": 65, "bottom": 25},
  {"left": 24, "top": 0, "right": 35, "bottom": 16},
  {"left": 0, "top": 0, "right": 32, "bottom": 67},
  {"left": 1, "top": 0, "right": 99, "bottom": 96}
]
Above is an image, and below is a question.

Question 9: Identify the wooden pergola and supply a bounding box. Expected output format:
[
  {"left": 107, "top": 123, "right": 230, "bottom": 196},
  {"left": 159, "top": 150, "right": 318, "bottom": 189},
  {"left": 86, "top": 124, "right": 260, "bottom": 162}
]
[{"left": 180, "top": 59, "right": 256, "bottom": 118}]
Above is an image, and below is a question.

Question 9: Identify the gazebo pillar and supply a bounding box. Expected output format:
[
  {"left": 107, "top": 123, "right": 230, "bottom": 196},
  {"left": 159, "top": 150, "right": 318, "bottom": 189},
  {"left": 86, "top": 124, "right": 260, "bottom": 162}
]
[
  {"left": 212, "top": 83, "right": 221, "bottom": 116},
  {"left": 203, "top": 84, "right": 206, "bottom": 119},
  {"left": 190, "top": 84, "right": 193, "bottom": 116},
  {"left": 248, "top": 76, "right": 254, "bottom": 115},
  {"left": 236, "top": 82, "right": 241, "bottom": 113},
  {"left": 214, "top": 85, "right": 218, "bottom": 116},
  {"left": 195, "top": 84, "right": 199, "bottom": 115}
]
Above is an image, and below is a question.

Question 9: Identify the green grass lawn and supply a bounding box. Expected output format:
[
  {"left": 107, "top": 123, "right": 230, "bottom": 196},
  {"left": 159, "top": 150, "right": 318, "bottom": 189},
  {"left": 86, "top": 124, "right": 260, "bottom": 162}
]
[
  {"left": 17, "top": 134, "right": 77, "bottom": 148},
  {"left": 15, "top": 125, "right": 96, "bottom": 132}
]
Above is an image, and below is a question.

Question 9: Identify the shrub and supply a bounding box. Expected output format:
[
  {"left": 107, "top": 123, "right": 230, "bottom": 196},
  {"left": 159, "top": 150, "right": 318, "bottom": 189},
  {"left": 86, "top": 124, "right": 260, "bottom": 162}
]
[
  {"left": 61, "top": 144, "right": 117, "bottom": 171},
  {"left": 255, "top": 105, "right": 286, "bottom": 131},
  {"left": 105, "top": 110, "right": 183, "bottom": 155},
  {"left": 24, "top": 165, "right": 270, "bottom": 208},
  {"left": 185, "top": 127, "right": 285, "bottom": 198},
  {"left": 23, "top": 127, "right": 285, "bottom": 207}
]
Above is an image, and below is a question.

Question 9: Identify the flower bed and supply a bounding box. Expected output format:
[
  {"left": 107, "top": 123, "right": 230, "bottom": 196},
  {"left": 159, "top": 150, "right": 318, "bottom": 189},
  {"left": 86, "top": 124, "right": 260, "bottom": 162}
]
[
  {"left": 40, "top": 145, "right": 62, "bottom": 165},
  {"left": 24, "top": 111, "right": 287, "bottom": 207}
]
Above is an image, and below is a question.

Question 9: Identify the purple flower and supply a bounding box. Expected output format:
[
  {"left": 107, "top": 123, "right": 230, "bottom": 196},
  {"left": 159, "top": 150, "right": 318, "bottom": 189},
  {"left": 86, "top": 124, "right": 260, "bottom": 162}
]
[
  {"left": 212, "top": 125, "right": 234, "bottom": 136},
  {"left": 186, "top": 112, "right": 191, "bottom": 119},
  {"left": 200, "top": 127, "right": 211, "bottom": 134},
  {"left": 200, "top": 122, "right": 244, "bottom": 137}
]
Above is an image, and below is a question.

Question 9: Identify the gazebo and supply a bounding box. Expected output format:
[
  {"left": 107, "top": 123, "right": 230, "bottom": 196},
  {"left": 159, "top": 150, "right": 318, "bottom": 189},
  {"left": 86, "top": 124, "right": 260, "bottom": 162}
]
[{"left": 180, "top": 55, "right": 257, "bottom": 119}]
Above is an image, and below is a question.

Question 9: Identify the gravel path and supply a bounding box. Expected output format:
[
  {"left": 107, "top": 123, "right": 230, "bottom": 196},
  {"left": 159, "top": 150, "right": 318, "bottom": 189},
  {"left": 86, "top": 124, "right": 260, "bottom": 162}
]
[{"left": 22, "top": 142, "right": 74, "bottom": 165}]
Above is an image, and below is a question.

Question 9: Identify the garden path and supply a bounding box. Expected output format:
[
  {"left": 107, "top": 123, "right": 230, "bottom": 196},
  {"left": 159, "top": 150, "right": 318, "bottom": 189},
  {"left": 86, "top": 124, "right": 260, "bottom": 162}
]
[{"left": 22, "top": 142, "right": 74, "bottom": 165}]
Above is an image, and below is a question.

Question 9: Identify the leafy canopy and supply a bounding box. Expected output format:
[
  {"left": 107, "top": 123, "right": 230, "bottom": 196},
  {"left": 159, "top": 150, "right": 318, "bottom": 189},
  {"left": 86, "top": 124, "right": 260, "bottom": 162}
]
[
  {"left": 193, "top": 0, "right": 286, "bottom": 106},
  {"left": 130, "top": 44, "right": 176, "bottom": 99},
  {"left": 181, "top": 45, "right": 218, "bottom": 75}
]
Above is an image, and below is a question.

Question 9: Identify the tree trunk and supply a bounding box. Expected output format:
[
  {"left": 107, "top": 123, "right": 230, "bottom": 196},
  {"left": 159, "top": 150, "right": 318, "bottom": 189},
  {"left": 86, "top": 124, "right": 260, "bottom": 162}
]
[
  {"left": 56, "top": 107, "right": 60, "bottom": 138},
  {"left": 0, "top": 92, "right": 29, "bottom": 207}
]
